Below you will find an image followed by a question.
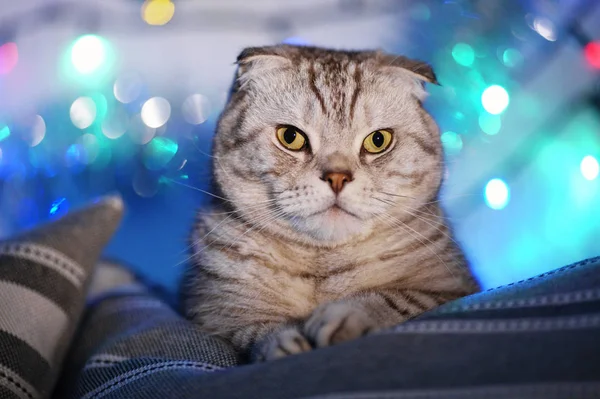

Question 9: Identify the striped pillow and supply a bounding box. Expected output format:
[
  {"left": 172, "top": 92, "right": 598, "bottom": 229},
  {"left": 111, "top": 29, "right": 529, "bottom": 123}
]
[{"left": 0, "top": 197, "right": 124, "bottom": 399}]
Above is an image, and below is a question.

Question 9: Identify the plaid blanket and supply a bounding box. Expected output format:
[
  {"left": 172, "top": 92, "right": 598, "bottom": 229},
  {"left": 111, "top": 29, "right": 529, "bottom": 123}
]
[{"left": 1, "top": 197, "right": 600, "bottom": 399}]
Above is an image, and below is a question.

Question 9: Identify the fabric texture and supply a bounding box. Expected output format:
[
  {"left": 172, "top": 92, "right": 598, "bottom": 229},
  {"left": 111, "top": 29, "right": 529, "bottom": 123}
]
[
  {"left": 59, "top": 255, "right": 600, "bottom": 399},
  {"left": 0, "top": 197, "right": 124, "bottom": 399}
]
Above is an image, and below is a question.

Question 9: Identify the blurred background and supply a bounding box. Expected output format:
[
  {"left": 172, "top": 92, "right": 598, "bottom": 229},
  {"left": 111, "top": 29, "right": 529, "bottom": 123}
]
[{"left": 0, "top": 0, "right": 599, "bottom": 295}]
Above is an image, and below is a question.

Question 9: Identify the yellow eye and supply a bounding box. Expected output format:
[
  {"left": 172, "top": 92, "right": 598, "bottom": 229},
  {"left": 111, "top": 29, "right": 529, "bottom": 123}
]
[
  {"left": 363, "top": 129, "right": 393, "bottom": 154},
  {"left": 276, "top": 125, "right": 307, "bottom": 151}
]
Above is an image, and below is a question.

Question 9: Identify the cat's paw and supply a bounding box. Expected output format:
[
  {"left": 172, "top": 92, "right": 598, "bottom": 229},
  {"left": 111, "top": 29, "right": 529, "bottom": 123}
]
[
  {"left": 304, "top": 302, "right": 376, "bottom": 348},
  {"left": 251, "top": 326, "right": 312, "bottom": 362}
]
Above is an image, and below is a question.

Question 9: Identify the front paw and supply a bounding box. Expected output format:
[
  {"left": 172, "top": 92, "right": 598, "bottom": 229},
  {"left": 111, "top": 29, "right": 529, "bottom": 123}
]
[
  {"left": 304, "top": 302, "right": 376, "bottom": 348},
  {"left": 251, "top": 326, "right": 312, "bottom": 362}
]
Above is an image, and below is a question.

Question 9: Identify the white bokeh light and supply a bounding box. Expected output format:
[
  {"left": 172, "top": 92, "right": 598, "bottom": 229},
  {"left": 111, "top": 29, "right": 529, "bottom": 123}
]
[
  {"left": 182, "top": 94, "right": 211, "bottom": 125},
  {"left": 70, "top": 97, "right": 97, "bottom": 129},
  {"left": 581, "top": 155, "right": 599, "bottom": 181},
  {"left": 114, "top": 72, "right": 144, "bottom": 104},
  {"left": 71, "top": 35, "right": 107, "bottom": 74},
  {"left": 141, "top": 97, "right": 171, "bottom": 128},
  {"left": 484, "top": 178, "right": 510, "bottom": 210},
  {"left": 101, "top": 108, "right": 129, "bottom": 139},
  {"left": 21, "top": 115, "right": 46, "bottom": 147},
  {"left": 481, "top": 85, "right": 509, "bottom": 115},
  {"left": 533, "top": 17, "right": 557, "bottom": 41},
  {"left": 128, "top": 114, "right": 156, "bottom": 144}
]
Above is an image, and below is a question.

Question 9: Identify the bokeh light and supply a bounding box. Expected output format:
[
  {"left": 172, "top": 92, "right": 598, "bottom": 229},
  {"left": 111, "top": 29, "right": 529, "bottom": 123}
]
[
  {"left": 142, "top": 0, "right": 175, "bottom": 26},
  {"left": 440, "top": 131, "right": 463, "bottom": 154},
  {"left": 70, "top": 35, "right": 109, "bottom": 75},
  {"left": 78, "top": 133, "right": 100, "bottom": 165},
  {"left": 141, "top": 97, "right": 171, "bottom": 128},
  {"left": 0, "top": 42, "right": 18, "bottom": 75},
  {"left": 128, "top": 114, "right": 156, "bottom": 144},
  {"left": 70, "top": 97, "right": 97, "bottom": 129},
  {"left": 65, "top": 144, "right": 84, "bottom": 168},
  {"left": 532, "top": 17, "right": 557, "bottom": 41},
  {"left": 485, "top": 178, "right": 510, "bottom": 210},
  {"left": 409, "top": 3, "right": 431, "bottom": 21},
  {"left": 0, "top": 125, "right": 10, "bottom": 142},
  {"left": 101, "top": 108, "right": 129, "bottom": 139},
  {"left": 478, "top": 113, "right": 501, "bottom": 135},
  {"left": 143, "top": 137, "right": 178, "bottom": 170},
  {"left": 502, "top": 48, "right": 523, "bottom": 68},
  {"left": 580, "top": 156, "right": 599, "bottom": 181},
  {"left": 451, "top": 43, "right": 475, "bottom": 67},
  {"left": 282, "top": 37, "right": 310, "bottom": 46},
  {"left": 182, "top": 94, "right": 211, "bottom": 125},
  {"left": 133, "top": 169, "right": 160, "bottom": 197},
  {"left": 114, "top": 72, "right": 144, "bottom": 104},
  {"left": 584, "top": 42, "right": 600, "bottom": 69},
  {"left": 22, "top": 115, "right": 46, "bottom": 147},
  {"left": 481, "top": 85, "right": 509, "bottom": 115},
  {"left": 49, "top": 198, "right": 68, "bottom": 217}
]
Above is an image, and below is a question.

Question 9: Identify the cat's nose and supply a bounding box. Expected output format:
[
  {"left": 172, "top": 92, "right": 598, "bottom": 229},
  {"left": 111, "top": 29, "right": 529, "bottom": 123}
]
[{"left": 321, "top": 171, "right": 353, "bottom": 194}]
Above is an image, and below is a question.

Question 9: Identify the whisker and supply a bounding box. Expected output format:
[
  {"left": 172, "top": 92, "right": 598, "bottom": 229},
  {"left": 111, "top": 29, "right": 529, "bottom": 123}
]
[
  {"left": 166, "top": 178, "right": 287, "bottom": 206},
  {"left": 376, "top": 211, "right": 457, "bottom": 280},
  {"left": 378, "top": 191, "right": 416, "bottom": 200},
  {"left": 182, "top": 201, "right": 281, "bottom": 255}
]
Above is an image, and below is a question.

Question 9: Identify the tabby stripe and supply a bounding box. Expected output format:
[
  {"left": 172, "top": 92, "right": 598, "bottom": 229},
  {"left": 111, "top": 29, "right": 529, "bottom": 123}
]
[
  {"left": 349, "top": 66, "right": 362, "bottom": 120},
  {"left": 0, "top": 256, "right": 80, "bottom": 316},
  {"left": 406, "top": 131, "right": 437, "bottom": 155},
  {"left": 200, "top": 268, "right": 243, "bottom": 285},
  {"left": 380, "top": 292, "right": 411, "bottom": 317},
  {"left": 400, "top": 290, "right": 428, "bottom": 311},
  {"left": 416, "top": 289, "right": 454, "bottom": 305},
  {"left": 425, "top": 228, "right": 445, "bottom": 245},
  {"left": 309, "top": 63, "right": 327, "bottom": 114},
  {"left": 0, "top": 331, "right": 50, "bottom": 394}
]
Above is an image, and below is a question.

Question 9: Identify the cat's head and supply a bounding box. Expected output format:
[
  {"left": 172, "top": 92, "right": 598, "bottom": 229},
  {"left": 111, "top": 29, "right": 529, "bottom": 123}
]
[{"left": 213, "top": 45, "right": 443, "bottom": 246}]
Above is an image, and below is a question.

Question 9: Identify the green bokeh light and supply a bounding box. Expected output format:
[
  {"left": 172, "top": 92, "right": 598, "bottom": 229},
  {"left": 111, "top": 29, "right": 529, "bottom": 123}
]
[
  {"left": 478, "top": 113, "right": 501, "bottom": 135},
  {"left": 481, "top": 85, "right": 509, "bottom": 114},
  {"left": 409, "top": 3, "right": 431, "bottom": 21},
  {"left": 451, "top": 43, "right": 475, "bottom": 67},
  {"left": 143, "top": 137, "right": 178, "bottom": 170},
  {"left": 0, "top": 125, "right": 9, "bottom": 142},
  {"left": 502, "top": 48, "right": 523, "bottom": 68},
  {"left": 441, "top": 131, "right": 463, "bottom": 154},
  {"left": 90, "top": 93, "right": 108, "bottom": 123}
]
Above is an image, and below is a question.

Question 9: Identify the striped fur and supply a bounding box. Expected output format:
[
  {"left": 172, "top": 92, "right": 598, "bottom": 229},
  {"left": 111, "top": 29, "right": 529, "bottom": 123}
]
[{"left": 182, "top": 45, "right": 479, "bottom": 361}]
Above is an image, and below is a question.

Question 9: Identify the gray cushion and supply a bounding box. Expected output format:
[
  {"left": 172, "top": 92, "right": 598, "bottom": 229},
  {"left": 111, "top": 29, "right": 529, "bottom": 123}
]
[{"left": 0, "top": 197, "right": 123, "bottom": 399}]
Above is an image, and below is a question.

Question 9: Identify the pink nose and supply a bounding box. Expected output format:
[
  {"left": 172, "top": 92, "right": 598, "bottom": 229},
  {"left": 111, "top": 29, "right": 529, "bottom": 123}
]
[{"left": 322, "top": 171, "right": 353, "bottom": 194}]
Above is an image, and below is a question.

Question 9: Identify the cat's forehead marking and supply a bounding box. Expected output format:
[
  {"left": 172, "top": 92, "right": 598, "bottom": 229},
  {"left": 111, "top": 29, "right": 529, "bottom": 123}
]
[{"left": 301, "top": 53, "right": 365, "bottom": 125}]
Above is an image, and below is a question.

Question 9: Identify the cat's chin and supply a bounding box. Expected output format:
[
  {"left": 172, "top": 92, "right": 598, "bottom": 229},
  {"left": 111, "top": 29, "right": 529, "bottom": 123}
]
[{"left": 289, "top": 208, "right": 371, "bottom": 246}]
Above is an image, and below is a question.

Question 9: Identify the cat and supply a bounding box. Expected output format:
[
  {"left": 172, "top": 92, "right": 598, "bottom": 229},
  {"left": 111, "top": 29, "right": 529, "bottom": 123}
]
[{"left": 181, "top": 45, "right": 479, "bottom": 362}]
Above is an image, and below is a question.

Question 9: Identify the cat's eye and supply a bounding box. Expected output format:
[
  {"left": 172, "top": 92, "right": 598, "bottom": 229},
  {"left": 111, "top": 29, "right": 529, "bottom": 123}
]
[
  {"left": 363, "top": 129, "right": 393, "bottom": 154},
  {"left": 276, "top": 125, "right": 307, "bottom": 151}
]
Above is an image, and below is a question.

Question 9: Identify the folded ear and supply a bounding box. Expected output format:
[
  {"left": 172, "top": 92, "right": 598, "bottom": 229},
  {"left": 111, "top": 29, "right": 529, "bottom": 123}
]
[
  {"left": 236, "top": 46, "right": 293, "bottom": 74},
  {"left": 377, "top": 52, "right": 439, "bottom": 85},
  {"left": 230, "top": 46, "right": 293, "bottom": 95}
]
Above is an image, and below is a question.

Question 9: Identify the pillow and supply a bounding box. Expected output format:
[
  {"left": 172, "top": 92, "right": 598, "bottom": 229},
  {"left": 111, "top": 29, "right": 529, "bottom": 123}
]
[{"left": 0, "top": 196, "right": 123, "bottom": 399}]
